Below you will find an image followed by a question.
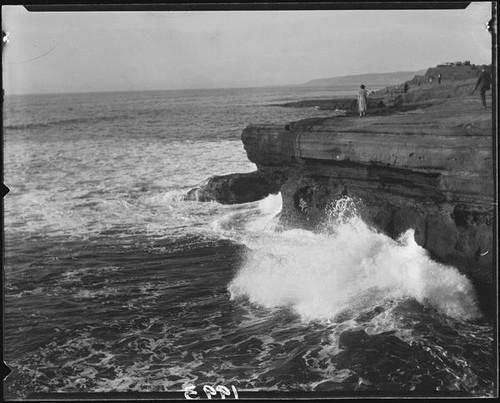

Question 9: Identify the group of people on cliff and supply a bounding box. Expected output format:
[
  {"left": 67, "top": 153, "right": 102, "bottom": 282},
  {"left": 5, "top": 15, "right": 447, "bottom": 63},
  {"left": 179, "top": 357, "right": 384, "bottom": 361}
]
[{"left": 356, "top": 66, "right": 491, "bottom": 117}]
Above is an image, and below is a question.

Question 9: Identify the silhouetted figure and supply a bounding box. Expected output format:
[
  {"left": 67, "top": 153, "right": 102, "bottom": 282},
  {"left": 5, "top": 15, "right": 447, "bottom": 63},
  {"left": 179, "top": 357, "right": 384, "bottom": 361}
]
[
  {"left": 437, "top": 73, "right": 442, "bottom": 84},
  {"left": 471, "top": 67, "right": 491, "bottom": 108},
  {"left": 404, "top": 83, "right": 409, "bottom": 93},
  {"left": 357, "top": 85, "right": 370, "bottom": 117}
]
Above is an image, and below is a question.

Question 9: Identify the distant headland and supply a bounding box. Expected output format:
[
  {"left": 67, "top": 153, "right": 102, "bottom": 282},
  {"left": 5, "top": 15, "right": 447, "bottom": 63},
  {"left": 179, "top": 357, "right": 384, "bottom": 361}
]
[
  {"left": 299, "top": 70, "right": 427, "bottom": 87},
  {"left": 298, "top": 61, "right": 488, "bottom": 89}
]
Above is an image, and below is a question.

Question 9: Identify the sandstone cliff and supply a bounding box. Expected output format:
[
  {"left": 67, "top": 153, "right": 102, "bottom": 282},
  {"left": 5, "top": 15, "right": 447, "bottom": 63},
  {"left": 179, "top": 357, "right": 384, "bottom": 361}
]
[
  {"left": 241, "top": 93, "right": 495, "bottom": 314},
  {"left": 184, "top": 79, "right": 495, "bottom": 315}
]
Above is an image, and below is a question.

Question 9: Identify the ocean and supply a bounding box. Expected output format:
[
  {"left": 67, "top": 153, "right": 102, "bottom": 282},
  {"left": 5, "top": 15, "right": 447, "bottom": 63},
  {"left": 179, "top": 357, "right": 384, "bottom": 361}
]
[{"left": 2, "top": 86, "right": 496, "bottom": 399}]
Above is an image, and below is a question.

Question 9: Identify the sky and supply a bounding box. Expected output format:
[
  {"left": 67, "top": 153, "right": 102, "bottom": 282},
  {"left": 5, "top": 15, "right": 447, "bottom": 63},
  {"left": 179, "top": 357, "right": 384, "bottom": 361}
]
[{"left": 1, "top": 3, "right": 493, "bottom": 95}]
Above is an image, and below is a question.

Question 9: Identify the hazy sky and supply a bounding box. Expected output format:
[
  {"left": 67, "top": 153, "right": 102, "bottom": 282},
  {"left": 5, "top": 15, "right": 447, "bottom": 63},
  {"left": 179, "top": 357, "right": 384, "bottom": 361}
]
[{"left": 2, "top": 3, "right": 493, "bottom": 95}]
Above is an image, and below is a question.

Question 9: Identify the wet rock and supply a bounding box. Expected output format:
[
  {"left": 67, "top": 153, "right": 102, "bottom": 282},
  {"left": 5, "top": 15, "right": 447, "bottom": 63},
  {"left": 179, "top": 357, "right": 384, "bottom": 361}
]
[{"left": 183, "top": 171, "right": 281, "bottom": 204}]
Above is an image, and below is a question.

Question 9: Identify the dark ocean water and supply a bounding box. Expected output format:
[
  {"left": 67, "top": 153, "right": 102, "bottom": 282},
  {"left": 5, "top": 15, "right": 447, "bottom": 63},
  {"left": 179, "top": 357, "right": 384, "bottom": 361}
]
[{"left": 3, "top": 86, "right": 496, "bottom": 399}]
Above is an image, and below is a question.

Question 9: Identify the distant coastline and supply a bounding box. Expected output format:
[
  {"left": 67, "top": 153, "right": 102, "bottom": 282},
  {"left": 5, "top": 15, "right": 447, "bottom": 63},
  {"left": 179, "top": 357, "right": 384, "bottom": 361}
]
[
  {"left": 3, "top": 69, "right": 427, "bottom": 97},
  {"left": 298, "top": 69, "right": 427, "bottom": 87}
]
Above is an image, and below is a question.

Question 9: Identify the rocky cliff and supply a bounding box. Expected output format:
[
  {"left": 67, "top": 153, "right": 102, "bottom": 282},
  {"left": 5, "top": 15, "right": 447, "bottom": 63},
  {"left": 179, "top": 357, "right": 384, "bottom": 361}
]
[
  {"left": 241, "top": 94, "right": 495, "bottom": 314},
  {"left": 184, "top": 80, "right": 495, "bottom": 315}
]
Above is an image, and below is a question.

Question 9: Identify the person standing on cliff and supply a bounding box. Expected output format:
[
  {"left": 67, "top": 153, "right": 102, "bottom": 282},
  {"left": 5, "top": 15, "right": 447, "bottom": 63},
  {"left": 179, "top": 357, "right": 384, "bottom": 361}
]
[
  {"left": 471, "top": 67, "right": 491, "bottom": 108},
  {"left": 437, "top": 73, "right": 442, "bottom": 84},
  {"left": 357, "top": 84, "right": 370, "bottom": 117}
]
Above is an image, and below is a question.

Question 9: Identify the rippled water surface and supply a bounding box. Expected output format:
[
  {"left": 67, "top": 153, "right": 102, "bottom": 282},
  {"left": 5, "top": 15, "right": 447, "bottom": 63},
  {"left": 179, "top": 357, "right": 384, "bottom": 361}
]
[{"left": 3, "top": 87, "right": 496, "bottom": 398}]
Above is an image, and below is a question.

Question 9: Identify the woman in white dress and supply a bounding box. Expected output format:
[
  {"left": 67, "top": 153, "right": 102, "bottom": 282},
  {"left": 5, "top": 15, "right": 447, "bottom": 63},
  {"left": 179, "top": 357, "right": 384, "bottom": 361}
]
[{"left": 357, "top": 84, "right": 370, "bottom": 117}]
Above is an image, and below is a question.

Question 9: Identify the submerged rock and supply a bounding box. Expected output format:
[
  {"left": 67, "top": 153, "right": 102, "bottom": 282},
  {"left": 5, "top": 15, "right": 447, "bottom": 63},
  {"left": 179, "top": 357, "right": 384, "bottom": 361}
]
[{"left": 183, "top": 171, "right": 281, "bottom": 204}]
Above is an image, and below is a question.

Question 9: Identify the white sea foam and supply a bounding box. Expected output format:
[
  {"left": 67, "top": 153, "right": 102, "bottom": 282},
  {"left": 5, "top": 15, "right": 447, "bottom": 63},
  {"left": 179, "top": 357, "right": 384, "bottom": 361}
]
[
  {"left": 244, "top": 193, "right": 282, "bottom": 233},
  {"left": 229, "top": 197, "right": 481, "bottom": 321}
]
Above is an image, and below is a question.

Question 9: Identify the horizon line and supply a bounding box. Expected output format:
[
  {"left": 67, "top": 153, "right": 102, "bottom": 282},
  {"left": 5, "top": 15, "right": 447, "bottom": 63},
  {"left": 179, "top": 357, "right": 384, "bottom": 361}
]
[
  {"left": 4, "top": 81, "right": 386, "bottom": 97},
  {"left": 3, "top": 67, "right": 433, "bottom": 97}
]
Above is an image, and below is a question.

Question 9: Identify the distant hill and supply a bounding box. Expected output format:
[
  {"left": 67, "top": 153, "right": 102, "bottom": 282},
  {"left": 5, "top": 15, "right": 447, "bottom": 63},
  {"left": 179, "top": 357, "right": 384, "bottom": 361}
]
[{"left": 300, "top": 70, "right": 427, "bottom": 87}]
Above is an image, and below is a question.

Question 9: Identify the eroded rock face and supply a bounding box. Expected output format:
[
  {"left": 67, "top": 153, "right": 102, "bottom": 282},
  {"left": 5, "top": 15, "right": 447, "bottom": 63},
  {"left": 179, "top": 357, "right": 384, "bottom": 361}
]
[
  {"left": 241, "top": 95, "right": 495, "bottom": 314},
  {"left": 183, "top": 171, "right": 281, "bottom": 204}
]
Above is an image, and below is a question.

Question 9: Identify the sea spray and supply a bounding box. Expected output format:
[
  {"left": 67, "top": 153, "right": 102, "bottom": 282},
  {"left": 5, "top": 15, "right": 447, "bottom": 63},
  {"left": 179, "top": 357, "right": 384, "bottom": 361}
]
[
  {"left": 211, "top": 193, "right": 282, "bottom": 244},
  {"left": 229, "top": 196, "right": 481, "bottom": 321}
]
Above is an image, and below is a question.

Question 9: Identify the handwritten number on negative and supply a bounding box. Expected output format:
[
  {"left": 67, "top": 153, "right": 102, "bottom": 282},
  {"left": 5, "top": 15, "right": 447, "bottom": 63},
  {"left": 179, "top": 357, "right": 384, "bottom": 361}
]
[
  {"left": 184, "top": 384, "right": 239, "bottom": 399},
  {"left": 184, "top": 385, "right": 198, "bottom": 400}
]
